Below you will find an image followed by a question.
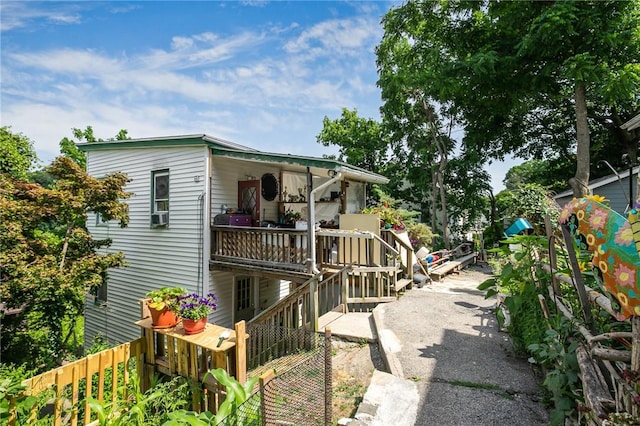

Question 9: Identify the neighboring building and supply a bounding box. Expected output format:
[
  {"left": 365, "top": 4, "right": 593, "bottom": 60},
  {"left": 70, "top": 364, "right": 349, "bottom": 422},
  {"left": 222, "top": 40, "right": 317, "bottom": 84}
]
[
  {"left": 79, "top": 134, "right": 388, "bottom": 345},
  {"left": 555, "top": 113, "right": 640, "bottom": 215},
  {"left": 554, "top": 166, "right": 639, "bottom": 215}
]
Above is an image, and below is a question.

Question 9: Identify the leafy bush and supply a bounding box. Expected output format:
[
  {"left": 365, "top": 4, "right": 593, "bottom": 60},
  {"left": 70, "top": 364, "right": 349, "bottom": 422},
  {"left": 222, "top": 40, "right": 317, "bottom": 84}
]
[
  {"left": 88, "top": 375, "right": 192, "bottom": 425},
  {"left": 406, "top": 222, "right": 436, "bottom": 250},
  {"left": 528, "top": 317, "right": 581, "bottom": 425},
  {"left": 478, "top": 234, "right": 551, "bottom": 354},
  {"left": 0, "top": 364, "right": 53, "bottom": 425}
]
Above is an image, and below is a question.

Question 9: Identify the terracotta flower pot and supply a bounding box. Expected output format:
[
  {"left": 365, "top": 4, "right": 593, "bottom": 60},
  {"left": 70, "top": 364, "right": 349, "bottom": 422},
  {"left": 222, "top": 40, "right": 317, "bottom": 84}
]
[
  {"left": 149, "top": 305, "right": 179, "bottom": 329},
  {"left": 182, "top": 317, "right": 207, "bottom": 335}
]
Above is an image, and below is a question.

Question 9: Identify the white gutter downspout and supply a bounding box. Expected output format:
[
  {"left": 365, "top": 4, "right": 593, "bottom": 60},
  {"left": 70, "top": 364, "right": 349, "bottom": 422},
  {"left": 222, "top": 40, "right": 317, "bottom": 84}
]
[{"left": 307, "top": 169, "right": 342, "bottom": 274}]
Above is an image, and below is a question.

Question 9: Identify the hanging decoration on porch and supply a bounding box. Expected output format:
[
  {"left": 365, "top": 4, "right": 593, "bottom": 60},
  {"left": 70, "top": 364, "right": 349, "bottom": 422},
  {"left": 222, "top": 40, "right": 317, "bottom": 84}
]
[
  {"left": 261, "top": 173, "right": 278, "bottom": 201},
  {"left": 559, "top": 196, "right": 640, "bottom": 320}
]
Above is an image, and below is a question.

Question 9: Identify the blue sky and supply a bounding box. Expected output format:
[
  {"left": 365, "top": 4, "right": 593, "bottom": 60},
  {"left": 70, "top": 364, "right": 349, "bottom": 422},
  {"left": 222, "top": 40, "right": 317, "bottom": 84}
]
[{"left": 1, "top": 1, "right": 511, "bottom": 190}]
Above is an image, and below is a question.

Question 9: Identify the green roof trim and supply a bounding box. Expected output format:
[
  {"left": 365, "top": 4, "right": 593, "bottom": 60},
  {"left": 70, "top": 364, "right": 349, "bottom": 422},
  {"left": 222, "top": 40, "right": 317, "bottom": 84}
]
[{"left": 77, "top": 134, "right": 254, "bottom": 152}]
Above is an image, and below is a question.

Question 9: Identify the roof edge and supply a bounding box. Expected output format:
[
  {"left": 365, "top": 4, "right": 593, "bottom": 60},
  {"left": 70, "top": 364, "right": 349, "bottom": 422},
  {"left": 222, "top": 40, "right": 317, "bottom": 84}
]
[{"left": 77, "top": 133, "right": 254, "bottom": 152}]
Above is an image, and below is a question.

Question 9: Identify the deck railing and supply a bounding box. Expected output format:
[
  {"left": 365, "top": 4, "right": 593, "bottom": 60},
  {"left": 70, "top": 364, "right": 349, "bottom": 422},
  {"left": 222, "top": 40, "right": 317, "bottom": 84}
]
[
  {"left": 211, "top": 226, "right": 309, "bottom": 271},
  {"left": 246, "top": 268, "right": 348, "bottom": 369},
  {"left": 249, "top": 268, "right": 349, "bottom": 330},
  {"left": 211, "top": 226, "right": 413, "bottom": 276}
]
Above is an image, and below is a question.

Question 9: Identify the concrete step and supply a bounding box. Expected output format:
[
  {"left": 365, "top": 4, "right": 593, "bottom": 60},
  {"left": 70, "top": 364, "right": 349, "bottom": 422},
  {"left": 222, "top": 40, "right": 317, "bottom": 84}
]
[
  {"left": 319, "top": 311, "right": 377, "bottom": 343},
  {"left": 351, "top": 370, "right": 419, "bottom": 425}
]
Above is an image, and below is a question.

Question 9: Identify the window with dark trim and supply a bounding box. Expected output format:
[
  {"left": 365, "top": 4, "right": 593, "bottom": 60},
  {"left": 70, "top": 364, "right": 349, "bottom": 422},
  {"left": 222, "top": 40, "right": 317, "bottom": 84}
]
[
  {"left": 91, "top": 274, "right": 108, "bottom": 305},
  {"left": 151, "top": 170, "right": 169, "bottom": 227},
  {"left": 95, "top": 212, "right": 108, "bottom": 227}
]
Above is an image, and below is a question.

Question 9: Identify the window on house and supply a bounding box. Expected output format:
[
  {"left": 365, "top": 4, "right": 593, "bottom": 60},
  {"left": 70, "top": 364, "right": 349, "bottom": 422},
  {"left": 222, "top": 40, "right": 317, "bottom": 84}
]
[
  {"left": 237, "top": 277, "right": 251, "bottom": 310},
  {"left": 235, "top": 277, "right": 255, "bottom": 322},
  {"left": 151, "top": 170, "right": 169, "bottom": 227},
  {"left": 95, "top": 212, "right": 108, "bottom": 227},
  {"left": 91, "top": 275, "right": 108, "bottom": 305}
]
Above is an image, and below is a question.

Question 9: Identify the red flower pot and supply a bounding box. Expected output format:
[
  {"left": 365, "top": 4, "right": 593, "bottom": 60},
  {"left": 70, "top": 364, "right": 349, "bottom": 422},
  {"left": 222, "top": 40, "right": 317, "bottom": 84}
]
[
  {"left": 182, "top": 317, "right": 207, "bottom": 335},
  {"left": 149, "top": 305, "right": 179, "bottom": 329}
]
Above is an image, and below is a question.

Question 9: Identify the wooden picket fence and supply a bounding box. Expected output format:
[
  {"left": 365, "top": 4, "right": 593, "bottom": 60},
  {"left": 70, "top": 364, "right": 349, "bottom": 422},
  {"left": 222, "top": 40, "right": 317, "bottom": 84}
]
[
  {"left": 11, "top": 338, "right": 144, "bottom": 426},
  {"left": 8, "top": 321, "right": 248, "bottom": 426}
]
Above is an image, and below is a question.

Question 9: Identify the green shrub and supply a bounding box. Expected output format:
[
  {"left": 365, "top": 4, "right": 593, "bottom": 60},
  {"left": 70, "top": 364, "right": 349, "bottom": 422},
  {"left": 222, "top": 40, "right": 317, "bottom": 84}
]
[{"left": 478, "top": 234, "right": 551, "bottom": 354}]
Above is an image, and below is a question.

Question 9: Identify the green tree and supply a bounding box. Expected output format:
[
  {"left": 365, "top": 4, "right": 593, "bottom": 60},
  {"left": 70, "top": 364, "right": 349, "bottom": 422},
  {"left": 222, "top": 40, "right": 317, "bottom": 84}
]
[
  {"left": 0, "top": 126, "right": 39, "bottom": 180},
  {"left": 496, "top": 184, "right": 559, "bottom": 235},
  {"left": 316, "top": 108, "right": 389, "bottom": 175},
  {"left": 503, "top": 160, "right": 575, "bottom": 194},
  {"left": 0, "top": 156, "right": 131, "bottom": 369},
  {"left": 377, "top": 1, "right": 640, "bottom": 198},
  {"left": 60, "top": 126, "right": 130, "bottom": 168}
]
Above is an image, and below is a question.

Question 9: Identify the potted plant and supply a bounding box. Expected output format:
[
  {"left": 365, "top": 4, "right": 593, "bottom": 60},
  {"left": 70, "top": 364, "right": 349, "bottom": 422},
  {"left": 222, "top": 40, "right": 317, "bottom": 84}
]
[
  {"left": 145, "top": 286, "right": 186, "bottom": 328},
  {"left": 174, "top": 293, "right": 218, "bottom": 335}
]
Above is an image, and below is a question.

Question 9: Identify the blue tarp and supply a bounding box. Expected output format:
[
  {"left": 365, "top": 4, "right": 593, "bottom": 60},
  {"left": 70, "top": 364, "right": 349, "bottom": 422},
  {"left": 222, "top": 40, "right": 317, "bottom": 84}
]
[{"left": 504, "top": 218, "right": 533, "bottom": 237}]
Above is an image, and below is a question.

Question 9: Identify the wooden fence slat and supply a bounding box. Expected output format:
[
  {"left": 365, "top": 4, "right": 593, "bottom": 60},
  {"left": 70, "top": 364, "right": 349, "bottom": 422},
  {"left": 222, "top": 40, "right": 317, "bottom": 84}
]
[
  {"left": 54, "top": 370, "right": 63, "bottom": 426},
  {"left": 110, "top": 348, "right": 118, "bottom": 403},
  {"left": 235, "top": 321, "right": 247, "bottom": 385},
  {"left": 70, "top": 365, "right": 79, "bottom": 426},
  {"left": 84, "top": 354, "right": 95, "bottom": 425}
]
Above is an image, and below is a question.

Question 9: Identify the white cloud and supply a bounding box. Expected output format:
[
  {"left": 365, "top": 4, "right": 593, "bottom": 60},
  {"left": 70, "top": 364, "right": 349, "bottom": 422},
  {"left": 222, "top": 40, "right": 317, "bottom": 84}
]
[
  {"left": 171, "top": 36, "right": 194, "bottom": 51},
  {"left": 2, "top": 5, "right": 388, "bottom": 166},
  {"left": 0, "top": 2, "right": 82, "bottom": 32},
  {"left": 284, "top": 17, "right": 381, "bottom": 57}
]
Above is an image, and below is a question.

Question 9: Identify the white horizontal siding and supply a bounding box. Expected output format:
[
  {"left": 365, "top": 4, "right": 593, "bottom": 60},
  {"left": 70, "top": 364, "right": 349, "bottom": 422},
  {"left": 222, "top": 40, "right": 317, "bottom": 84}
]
[
  {"left": 85, "top": 146, "right": 209, "bottom": 345},
  {"left": 208, "top": 270, "right": 234, "bottom": 329},
  {"left": 85, "top": 148, "right": 302, "bottom": 346},
  {"left": 258, "top": 278, "right": 290, "bottom": 311}
]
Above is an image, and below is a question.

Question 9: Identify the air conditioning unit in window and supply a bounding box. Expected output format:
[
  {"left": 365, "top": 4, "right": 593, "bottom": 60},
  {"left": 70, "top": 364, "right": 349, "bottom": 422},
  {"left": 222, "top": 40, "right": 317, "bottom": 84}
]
[{"left": 151, "top": 212, "right": 169, "bottom": 227}]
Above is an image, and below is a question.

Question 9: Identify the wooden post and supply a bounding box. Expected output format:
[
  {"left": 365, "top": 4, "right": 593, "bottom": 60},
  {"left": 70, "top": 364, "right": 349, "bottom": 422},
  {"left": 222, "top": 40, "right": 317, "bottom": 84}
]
[
  {"left": 309, "top": 277, "right": 319, "bottom": 332},
  {"left": 235, "top": 321, "right": 247, "bottom": 385},
  {"left": 260, "top": 369, "right": 276, "bottom": 426},
  {"left": 324, "top": 328, "right": 333, "bottom": 425},
  {"left": 561, "top": 224, "right": 596, "bottom": 333},
  {"left": 632, "top": 316, "right": 640, "bottom": 418},
  {"left": 110, "top": 349, "right": 118, "bottom": 403},
  {"left": 544, "top": 214, "right": 560, "bottom": 296},
  {"left": 54, "top": 370, "right": 64, "bottom": 426},
  {"left": 341, "top": 268, "right": 349, "bottom": 314}
]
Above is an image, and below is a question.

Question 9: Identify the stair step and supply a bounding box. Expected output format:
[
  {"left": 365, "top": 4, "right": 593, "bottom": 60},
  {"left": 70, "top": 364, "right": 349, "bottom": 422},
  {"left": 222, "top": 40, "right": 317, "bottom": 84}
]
[{"left": 395, "top": 278, "right": 412, "bottom": 292}]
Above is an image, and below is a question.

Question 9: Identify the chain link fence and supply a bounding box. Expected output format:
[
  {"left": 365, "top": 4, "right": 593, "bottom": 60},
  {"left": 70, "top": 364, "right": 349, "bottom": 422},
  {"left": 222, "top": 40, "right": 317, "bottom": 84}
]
[{"left": 217, "top": 324, "right": 332, "bottom": 425}]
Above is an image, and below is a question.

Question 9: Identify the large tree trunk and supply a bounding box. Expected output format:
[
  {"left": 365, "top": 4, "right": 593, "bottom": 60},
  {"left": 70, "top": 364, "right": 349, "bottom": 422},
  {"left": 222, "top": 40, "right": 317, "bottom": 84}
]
[
  {"left": 430, "top": 170, "right": 438, "bottom": 232},
  {"left": 569, "top": 83, "right": 591, "bottom": 197}
]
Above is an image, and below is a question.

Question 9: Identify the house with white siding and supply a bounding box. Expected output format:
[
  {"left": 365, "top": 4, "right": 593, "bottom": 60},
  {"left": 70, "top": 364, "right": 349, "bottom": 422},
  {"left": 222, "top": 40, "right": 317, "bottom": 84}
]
[{"left": 80, "top": 134, "right": 391, "bottom": 345}]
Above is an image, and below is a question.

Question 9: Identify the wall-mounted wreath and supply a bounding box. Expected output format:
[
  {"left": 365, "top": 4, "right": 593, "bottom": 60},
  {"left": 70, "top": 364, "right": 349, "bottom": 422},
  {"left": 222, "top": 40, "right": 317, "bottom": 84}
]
[{"left": 261, "top": 173, "right": 278, "bottom": 201}]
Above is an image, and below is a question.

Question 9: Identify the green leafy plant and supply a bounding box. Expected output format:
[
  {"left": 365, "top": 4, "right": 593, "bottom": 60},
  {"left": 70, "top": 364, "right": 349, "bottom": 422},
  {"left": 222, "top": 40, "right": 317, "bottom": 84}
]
[
  {"left": 0, "top": 376, "right": 34, "bottom": 424},
  {"left": 146, "top": 287, "right": 186, "bottom": 311},
  {"left": 477, "top": 234, "right": 550, "bottom": 353},
  {"left": 282, "top": 207, "right": 302, "bottom": 224},
  {"left": 87, "top": 375, "right": 191, "bottom": 425},
  {"left": 528, "top": 317, "right": 581, "bottom": 425},
  {"left": 163, "top": 368, "right": 260, "bottom": 426},
  {"left": 173, "top": 293, "right": 217, "bottom": 320},
  {"left": 0, "top": 363, "right": 55, "bottom": 425},
  {"left": 406, "top": 222, "right": 436, "bottom": 250}
]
